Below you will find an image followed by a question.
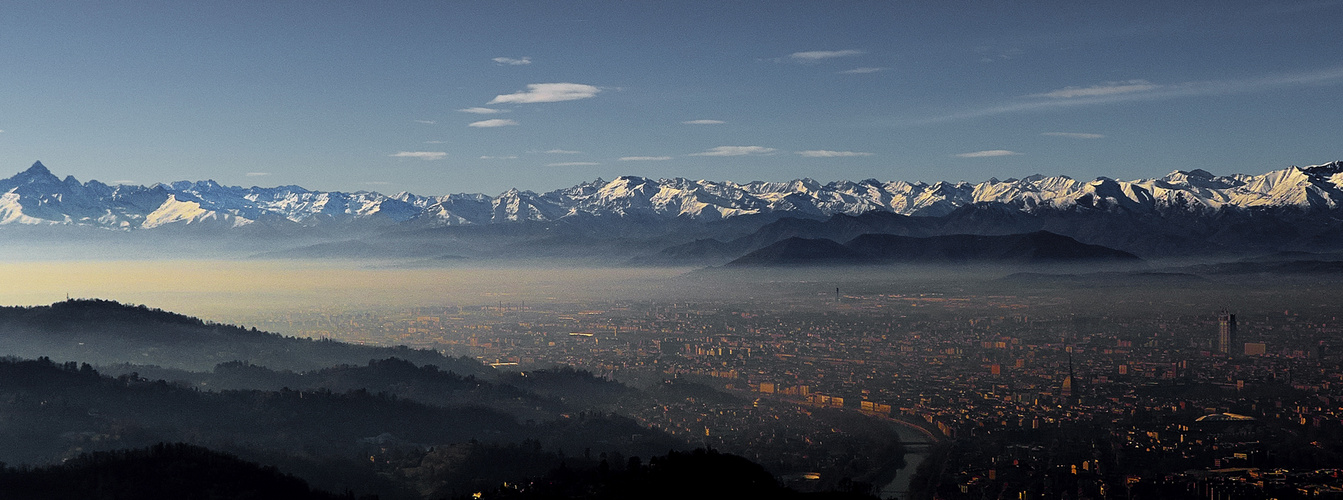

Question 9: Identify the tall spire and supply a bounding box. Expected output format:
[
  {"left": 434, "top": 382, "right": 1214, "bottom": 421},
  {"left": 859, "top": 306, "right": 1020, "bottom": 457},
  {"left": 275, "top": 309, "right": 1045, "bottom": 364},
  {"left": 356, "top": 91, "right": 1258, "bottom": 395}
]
[{"left": 1061, "top": 345, "right": 1079, "bottom": 405}]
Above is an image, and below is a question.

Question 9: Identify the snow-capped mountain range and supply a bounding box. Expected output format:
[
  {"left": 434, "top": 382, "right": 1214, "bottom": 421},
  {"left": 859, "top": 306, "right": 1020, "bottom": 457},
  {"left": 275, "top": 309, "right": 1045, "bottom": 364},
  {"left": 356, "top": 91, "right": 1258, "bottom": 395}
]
[{"left": 2, "top": 160, "right": 1341, "bottom": 230}]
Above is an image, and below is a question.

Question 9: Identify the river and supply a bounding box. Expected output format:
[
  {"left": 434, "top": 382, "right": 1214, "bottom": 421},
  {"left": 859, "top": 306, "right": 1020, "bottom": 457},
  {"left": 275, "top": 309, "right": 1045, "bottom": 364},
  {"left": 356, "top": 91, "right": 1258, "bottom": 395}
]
[{"left": 878, "top": 418, "right": 935, "bottom": 500}]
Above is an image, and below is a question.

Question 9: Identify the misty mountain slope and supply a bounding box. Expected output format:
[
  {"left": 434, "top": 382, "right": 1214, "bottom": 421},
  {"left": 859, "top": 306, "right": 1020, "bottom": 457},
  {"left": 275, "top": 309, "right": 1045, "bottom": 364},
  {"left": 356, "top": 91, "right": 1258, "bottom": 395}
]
[
  {"left": 101, "top": 358, "right": 568, "bottom": 421},
  {"left": 727, "top": 231, "right": 1139, "bottom": 266},
  {"left": 726, "top": 237, "right": 867, "bottom": 266},
  {"left": 0, "top": 357, "right": 520, "bottom": 465},
  {"left": 846, "top": 231, "right": 1139, "bottom": 262},
  {"left": 0, "top": 357, "right": 688, "bottom": 497},
  {"left": 636, "top": 211, "right": 927, "bottom": 266},
  {"left": 0, "top": 299, "right": 492, "bottom": 375},
  {"left": 694, "top": 198, "right": 1343, "bottom": 262},
  {"left": 631, "top": 238, "right": 745, "bottom": 266}
]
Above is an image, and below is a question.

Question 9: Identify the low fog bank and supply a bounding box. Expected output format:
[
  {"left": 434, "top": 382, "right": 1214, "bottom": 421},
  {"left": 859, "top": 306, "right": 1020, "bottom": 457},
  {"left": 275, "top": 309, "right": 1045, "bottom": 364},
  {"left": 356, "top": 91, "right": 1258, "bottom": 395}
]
[
  {"left": 1, "top": 250, "right": 1338, "bottom": 329},
  {"left": 0, "top": 226, "right": 339, "bottom": 262}
]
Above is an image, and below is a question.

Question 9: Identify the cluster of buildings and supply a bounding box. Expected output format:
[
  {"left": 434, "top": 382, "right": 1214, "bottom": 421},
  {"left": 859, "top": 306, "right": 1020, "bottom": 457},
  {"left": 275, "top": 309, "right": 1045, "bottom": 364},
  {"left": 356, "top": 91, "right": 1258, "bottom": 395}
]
[{"left": 240, "top": 291, "right": 1343, "bottom": 498}]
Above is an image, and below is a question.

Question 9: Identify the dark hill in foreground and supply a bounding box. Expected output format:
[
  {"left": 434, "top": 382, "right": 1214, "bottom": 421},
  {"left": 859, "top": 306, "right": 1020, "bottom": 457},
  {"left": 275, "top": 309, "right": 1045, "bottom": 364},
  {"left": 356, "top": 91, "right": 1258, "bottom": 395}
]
[
  {"left": 0, "top": 357, "right": 682, "bottom": 497},
  {"left": 0, "top": 299, "right": 490, "bottom": 375},
  {"left": 0, "top": 443, "right": 355, "bottom": 500},
  {"left": 727, "top": 231, "right": 1139, "bottom": 266}
]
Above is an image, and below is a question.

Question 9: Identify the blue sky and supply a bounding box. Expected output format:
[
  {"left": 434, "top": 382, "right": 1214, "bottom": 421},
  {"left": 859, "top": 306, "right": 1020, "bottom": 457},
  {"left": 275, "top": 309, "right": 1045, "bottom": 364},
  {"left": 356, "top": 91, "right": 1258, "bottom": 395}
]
[{"left": 1, "top": 0, "right": 1341, "bottom": 195}]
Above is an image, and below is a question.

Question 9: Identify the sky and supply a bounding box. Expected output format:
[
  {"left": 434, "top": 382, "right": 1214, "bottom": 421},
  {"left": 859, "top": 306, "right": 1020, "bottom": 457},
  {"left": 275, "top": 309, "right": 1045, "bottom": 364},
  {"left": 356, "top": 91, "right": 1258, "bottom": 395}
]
[{"left": 1, "top": 0, "right": 1341, "bottom": 196}]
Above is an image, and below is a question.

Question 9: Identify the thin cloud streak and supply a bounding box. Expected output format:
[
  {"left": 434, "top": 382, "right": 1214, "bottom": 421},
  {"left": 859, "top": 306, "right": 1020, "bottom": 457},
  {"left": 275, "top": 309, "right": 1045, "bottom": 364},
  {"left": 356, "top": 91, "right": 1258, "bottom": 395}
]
[
  {"left": 690, "top": 146, "right": 777, "bottom": 157},
  {"left": 458, "top": 107, "right": 505, "bottom": 114},
  {"left": 840, "top": 67, "right": 886, "bottom": 74},
  {"left": 390, "top": 151, "right": 448, "bottom": 160},
  {"left": 493, "top": 56, "right": 531, "bottom": 65},
  {"left": 1043, "top": 132, "right": 1105, "bottom": 139},
  {"left": 489, "top": 83, "right": 600, "bottom": 104},
  {"left": 682, "top": 119, "right": 725, "bottom": 125},
  {"left": 902, "top": 66, "right": 1343, "bottom": 125},
  {"left": 790, "top": 49, "right": 864, "bottom": 61},
  {"left": 469, "top": 119, "right": 519, "bottom": 128},
  {"left": 955, "top": 150, "right": 1020, "bottom": 158},
  {"left": 1032, "top": 80, "right": 1156, "bottom": 98},
  {"left": 245, "top": 172, "right": 272, "bottom": 177},
  {"left": 797, "top": 150, "right": 874, "bottom": 157}
]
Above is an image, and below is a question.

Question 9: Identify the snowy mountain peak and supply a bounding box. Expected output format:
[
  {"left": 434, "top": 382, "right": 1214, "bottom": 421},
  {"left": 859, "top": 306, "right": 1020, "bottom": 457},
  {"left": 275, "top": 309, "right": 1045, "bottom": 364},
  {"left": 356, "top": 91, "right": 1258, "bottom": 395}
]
[
  {"left": 1301, "top": 161, "right": 1343, "bottom": 178},
  {"left": 1, "top": 160, "right": 1341, "bottom": 230}
]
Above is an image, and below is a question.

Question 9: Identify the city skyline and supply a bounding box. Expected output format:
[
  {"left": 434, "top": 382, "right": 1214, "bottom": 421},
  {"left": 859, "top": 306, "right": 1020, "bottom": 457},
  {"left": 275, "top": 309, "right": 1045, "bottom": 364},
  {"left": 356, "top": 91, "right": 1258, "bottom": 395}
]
[{"left": 2, "top": 1, "right": 1342, "bottom": 196}]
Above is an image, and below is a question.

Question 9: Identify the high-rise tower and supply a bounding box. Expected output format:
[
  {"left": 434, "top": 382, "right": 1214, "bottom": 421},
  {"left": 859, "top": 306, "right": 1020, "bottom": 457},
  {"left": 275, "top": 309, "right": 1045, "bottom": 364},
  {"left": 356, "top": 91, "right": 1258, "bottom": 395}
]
[
  {"left": 1217, "top": 310, "right": 1236, "bottom": 355},
  {"left": 1061, "top": 346, "right": 1079, "bottom": 405}
]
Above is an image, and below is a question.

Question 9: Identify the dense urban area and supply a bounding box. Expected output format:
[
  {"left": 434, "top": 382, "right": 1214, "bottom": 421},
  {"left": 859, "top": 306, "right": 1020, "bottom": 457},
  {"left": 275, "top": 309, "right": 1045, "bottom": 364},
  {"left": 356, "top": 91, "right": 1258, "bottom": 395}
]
[{"left": 233, "top": 279, "right": 1343, "bottom": 500}]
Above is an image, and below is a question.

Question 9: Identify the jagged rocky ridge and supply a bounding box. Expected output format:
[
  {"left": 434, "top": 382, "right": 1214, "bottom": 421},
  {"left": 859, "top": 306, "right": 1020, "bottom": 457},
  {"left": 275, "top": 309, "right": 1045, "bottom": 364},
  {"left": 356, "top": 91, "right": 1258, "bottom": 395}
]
[{"left": 3, "top": 160, "right": 1342, "bottom": 230}]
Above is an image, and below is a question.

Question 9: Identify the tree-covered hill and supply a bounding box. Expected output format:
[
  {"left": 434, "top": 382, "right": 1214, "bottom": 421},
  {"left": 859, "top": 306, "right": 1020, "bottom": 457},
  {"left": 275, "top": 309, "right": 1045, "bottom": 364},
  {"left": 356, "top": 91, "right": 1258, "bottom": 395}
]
[
  {"left": 0, "top": 443, "right": 364, "bottom": 500},
  {"left": 0, "top": 299, "right": 491, "bottom": 375}
]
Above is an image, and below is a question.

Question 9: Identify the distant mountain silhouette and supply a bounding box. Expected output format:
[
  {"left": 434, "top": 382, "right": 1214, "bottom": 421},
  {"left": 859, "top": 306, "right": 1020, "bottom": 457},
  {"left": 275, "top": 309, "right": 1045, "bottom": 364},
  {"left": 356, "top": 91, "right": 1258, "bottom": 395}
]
[{"left": 727, "top": 231, "right": 1139, "bottom": 266}]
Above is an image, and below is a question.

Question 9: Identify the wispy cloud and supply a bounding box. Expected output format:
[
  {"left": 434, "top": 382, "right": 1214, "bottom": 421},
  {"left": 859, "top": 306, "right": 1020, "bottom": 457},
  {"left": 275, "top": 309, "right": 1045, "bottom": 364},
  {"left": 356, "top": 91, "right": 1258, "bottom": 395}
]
[
  {"left": 489, "top": 83, "right": 600, "bottom": 104},
  {"left": 955, "top": 150, "right": 1021, "bottom": 158},
  {"left": 789, "top": 49, "right": 864, "bottom": 61},
  {"left": 1042, "top": 132, "right": 1105, "bottom": 139},
  {"left": 364, "top": 181, "right": 393, "bottom": 186},
  {"left": 469, "top": 119, "right": 519, "bottom": 128},
  {"left": 547, "top": 162, "right": 600, "bottom": 167},
  {"left": 691, "top": 146, "right": 777, "bottom": 157},
  {"left": 1032, "top": 80, "right": 1158, "bottom": 99},
  {"left": 458, "top": 107, "right": 505, "bottom": 114},
  {"left": 480, "top": 155, "right": 518, "bottom": 160},
  {"left": 905, "top": 66, "right": 1343, "bottom": 125},
  {"left": 245, "top": 172, "right": 271, "bottom": 177},
  {"left": 619, "top": 156, "right": 673, "bottom": 161},
  {"left": 425, "top": 140, "right": 448, "bottom": 144},
  {"left": 545, "top": 149, "right": 583, "bottom": 154},
  {"left": 975, "top": 46, "right": 1023, "bottom": 63},
  {"left": 840, "top": 67, "right": 886, "bottom": 74},
  {"left": 682, "top": 119, "right": 725, "bottom": 125},
  {"left": 390, "top": 151, "right": 448, "bottom": 160},
  {"left": 493, "top": 56, "right": 531, "bottom": 66},
  {"left": 415, "top": 119, "right": 436, "bottom": 125},
  {"left": 796, "top": 150, "right": 874, "bottom": 158}
]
